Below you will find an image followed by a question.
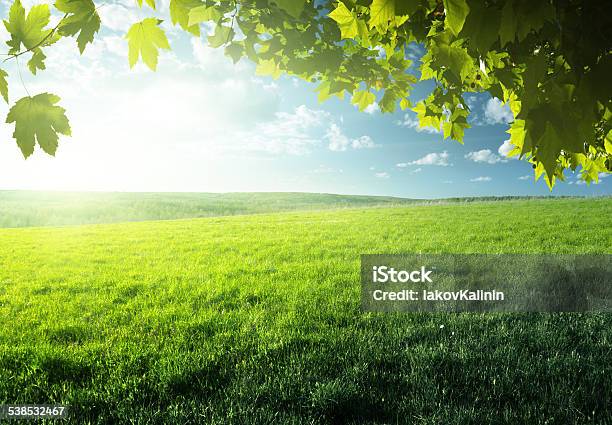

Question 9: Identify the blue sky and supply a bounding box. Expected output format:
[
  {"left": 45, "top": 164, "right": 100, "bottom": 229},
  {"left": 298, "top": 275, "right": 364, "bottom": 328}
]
[{"left": 0, "top": 0, "right": 609, "bottom": 198}]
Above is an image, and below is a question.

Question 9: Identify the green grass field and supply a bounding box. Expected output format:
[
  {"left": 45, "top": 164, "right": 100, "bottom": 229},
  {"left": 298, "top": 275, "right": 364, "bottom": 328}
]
[
  {"left": 0, "top": 197, "right": 611, "bottom": 424},
  {"left": 0, "top": 191, "right": 422, "bottom": 228},
  {"left": 0, "top": 190, "right": 552, "bottom": 228}
]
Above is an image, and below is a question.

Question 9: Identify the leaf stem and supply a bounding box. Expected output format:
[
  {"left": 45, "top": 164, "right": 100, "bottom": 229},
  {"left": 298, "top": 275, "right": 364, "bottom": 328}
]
[
  {"left": 226, "top": 0, "right": 238, "bottom": 45},
  {"left": 15, "top": 56, "right": 30, "bottom": 97}
]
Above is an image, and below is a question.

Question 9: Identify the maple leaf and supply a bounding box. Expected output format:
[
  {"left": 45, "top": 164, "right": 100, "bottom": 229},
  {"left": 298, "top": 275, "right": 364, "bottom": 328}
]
[
  {"left": 126, "top": 18, "right": 170, "bottom": 71},
  {"left": 0, "top": 69, "right": 9, "bottom": 103},
  {"left": 3, "top": 0, "right": 52, "bottom": 54},
  {"left": 55, "top": 0, "right": 101, "bottom": 53},
  {"left": 6, "top": 93, "right": 71, "bottom": 158}
]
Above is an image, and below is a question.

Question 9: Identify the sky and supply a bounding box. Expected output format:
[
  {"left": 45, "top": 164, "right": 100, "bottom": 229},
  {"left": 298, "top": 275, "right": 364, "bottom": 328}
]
[{"left": 0, "top": 0, "right": 609, "bottom": 198}]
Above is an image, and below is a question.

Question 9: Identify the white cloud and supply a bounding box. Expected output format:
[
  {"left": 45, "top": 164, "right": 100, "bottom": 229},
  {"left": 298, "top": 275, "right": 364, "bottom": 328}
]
[
  {"left": 465, "top": 94, "right": 479, "bottom": 109},
  {"left": 351, "top": 135, "right": 379, "bottom": 149},
  {"left": 396, "top": 163, "right": 421, "bottom": 173},
  {"left": 326, "top": 124, "right": 350, "bottom": 152},
  {"left": 262, "top": 81, "right": 279, "bottom": 91},
  {"left": 98, "top": 2, "right": 144, "bottom": 33},
  {"left": 395, "top": 113, "right": 442, "bottom": 134},
  {"left": 238, "top": 105, "right": 329, "bottom": 155},
  {"left": 375, "top": 172, "right": 390, "bottom": 179},
  {"left": 406, "top": 43, "right": 425, "bottom": 60},
  {"left": 364, "top": 102, "right": 380, "bottom": 114},
  {"left": 325, "top": 124, "right": 379, "bottom": 152},
  {"left": 275, "top": 105, "right": 330, "bottom": 129},
  {"left": 191, "top": 37, "right": 251, "bottom": 77},
  {"left": 465, "top": 149, "right": 503, "bottom": 164},
  {"left": 21, "top": 0, "right": 52, "bottom": 7},
  {"left": 498, "top": 139, "right": 517, "bottom": 159},
  {"left": 518, "top": 175, "right": 531, "bottom": 180},
  {"left": 100, "top": 35, "right": 129, "bottom": 57},
  {"left": 32, "top": 37, "right": 113, "bottom": 87},
  {"left": 470, "top": 176, "right": 492, "bottom": 182},
  {"left": 483, "top": 98, "right": 513, "bottom": 125},
  {"left": 408, "top": 151, "right": 450, "bottom": 166},
  {"left": 572, "top": 173, "right": 608, "bottom": 185},
  {"left": 311, "top": 165, "right": 342, "bottom": 174}
]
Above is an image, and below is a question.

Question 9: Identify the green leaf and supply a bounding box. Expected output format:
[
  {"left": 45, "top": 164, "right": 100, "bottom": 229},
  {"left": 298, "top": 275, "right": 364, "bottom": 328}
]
[
  {"left": 315, "top": 81, "right": 331, "bottom": 102},
  {"left": 0, "top": 69, "right": 8, "bottom": 103},
  {"left": 515, "top": 1, "right": 554, "bottom": 41},
  {"left": 434, "top": 42, "right": 473, "bottom": 83},
  {"left": 605, "top": 131, "right": 612, "bottom": 154},
  {"left": 169, "top": 0, "right": 202, "bottom": 36},
  {"left": 6, "top": 93, "right": 71, "bottom": 158},
  {"left": 20, "top": 4, "right": 49, "bottom": 46},
  {"left": 255, "top": 58, "right": 281, "bottom": 79},
  {"left": 328, "top": 3, "right": 370, "bottom": 46},
  {"left": 369, "top": 0, "right": 395, "bottom": 31},
  {"left": 329, "top": 80, "right": 354, "bottom": 98},
  {"left": 188, "top": 5, "right": 221, "bottom": 27},
  {"left": 460, "top": 2, "right": 499, "bottom": 53},
  {"left": 442, "top": 112, "right": 469, "bottom": 143},
  {"left": 536, "top": 121, "right": 562, "bottom": 185},
  {"left": 443, "top": 0, "right": 469, "bottom": 36},
  {"left": 352, "top": 90, "right": 376, "bottom": 111},
  {"left": 419, "top": 51, "right": 437, "bottom": 80},
  {"left": 207, "top": 25, "right": 233, "bottom": 48},
  {"left": 55, "top": 0, "right": 101, "bottom": 53},
  {"left": 27, "top": 47, "right": 46, "bottom": 74},
  {"left": 499, "top": 0, "right": 516, "bottom": 46},
  {"left": 136, "top": 0, "right": 156, "bottom": 9},
  {"left": 126, "top": 18, "right": 170, "bottom": 71},
  {"left": 356, "top": 20, "right": 370, "bottom": 47},
  {"left": 507, "top": 119, "right": 526, "bottom": 154},
  {"left": 412, "top": 100, "right": 444, "bottom": 131},
  {"left": 224, "top": 42, "right": 243, "bottom": 64},
  {"left": 3, "top": 0, "right": 26, "bottom": 53},
  {"left": 379, "top": 89, "right": 398, "bottom": 113},
  {"left": 3, "top": 0, "right": 52, "bottom": 54},
  {"left": 268, "top": 0, "right": 305, "bottom": 19},
  {"left": 328, "top": 3, "right": 359, "bottom": 39},
  {"left": 395, "top": 0, "right": 420, "bottom": 16}
]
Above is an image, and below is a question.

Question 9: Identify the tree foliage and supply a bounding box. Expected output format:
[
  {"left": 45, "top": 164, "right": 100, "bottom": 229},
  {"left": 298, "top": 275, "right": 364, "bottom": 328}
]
[{"left": 2, "top": 0, "right": 611, "bottom": 187}]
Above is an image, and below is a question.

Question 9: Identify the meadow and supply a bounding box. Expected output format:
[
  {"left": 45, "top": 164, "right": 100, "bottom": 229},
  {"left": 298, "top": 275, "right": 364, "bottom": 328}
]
[
  {"left": 0, "top": 191, "right": 420, "bottom": 228},
  {"left": 0, "top": 196, "right": 610, "bottom": 424},
  {"left": 0, "top": 190, "right": 552, "bottom": 228}
]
